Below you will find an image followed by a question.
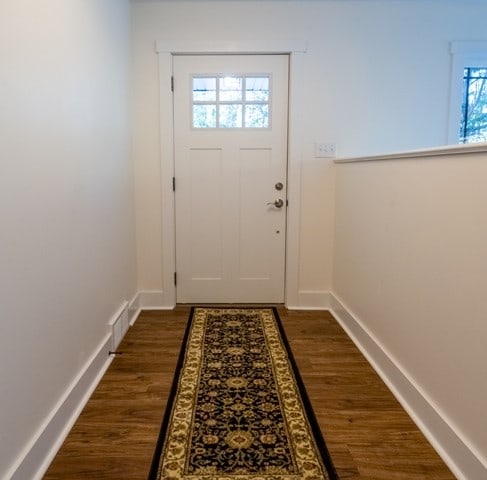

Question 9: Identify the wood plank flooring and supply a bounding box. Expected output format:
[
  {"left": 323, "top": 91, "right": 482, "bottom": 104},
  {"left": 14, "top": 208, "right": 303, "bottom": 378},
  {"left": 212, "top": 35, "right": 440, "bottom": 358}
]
[{"left": 44, "top": 307, "right": 456, "bottom": 479}]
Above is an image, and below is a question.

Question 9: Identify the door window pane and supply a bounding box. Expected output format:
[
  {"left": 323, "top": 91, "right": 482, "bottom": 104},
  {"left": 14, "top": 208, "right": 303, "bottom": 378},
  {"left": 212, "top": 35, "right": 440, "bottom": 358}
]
[
  {"left": 193, "top": 77, "right": 216, "bottom": 102},
  {"left": 219, "top": 77, "right": 243, "bottom": 101},
  {"left": 245, "top": 104, "right": 269, "bottom": 128},
  {"left": 245, "top": 77, "right": 269, "bottom": 101},
  {"left": 220, "top": 104, "right": 243, "bottom": 128},
  {"left": 193, "top": 104, "right": 217, "bottom": 128},
  {"left": 191, "top": 74, "right": 270, "bottom": 129}
]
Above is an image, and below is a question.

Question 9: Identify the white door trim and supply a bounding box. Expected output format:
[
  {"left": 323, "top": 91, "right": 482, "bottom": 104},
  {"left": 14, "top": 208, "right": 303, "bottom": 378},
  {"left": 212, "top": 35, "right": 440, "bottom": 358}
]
[{"left": 156, "top": 40, "right": 307, "bottom": 308}]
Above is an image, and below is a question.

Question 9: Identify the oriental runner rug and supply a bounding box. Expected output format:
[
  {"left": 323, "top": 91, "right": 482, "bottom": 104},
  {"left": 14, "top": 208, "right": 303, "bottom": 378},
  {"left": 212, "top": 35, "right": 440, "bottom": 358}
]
[{"left": 148, "top": 307, "right": 338, "bottom": 480}]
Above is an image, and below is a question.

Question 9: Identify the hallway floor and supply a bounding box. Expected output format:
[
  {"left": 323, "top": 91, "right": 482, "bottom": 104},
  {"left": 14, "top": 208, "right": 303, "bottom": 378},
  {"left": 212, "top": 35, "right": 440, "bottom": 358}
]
[{"left": 45, "top": 307, "right": 456, "bottom": 479}]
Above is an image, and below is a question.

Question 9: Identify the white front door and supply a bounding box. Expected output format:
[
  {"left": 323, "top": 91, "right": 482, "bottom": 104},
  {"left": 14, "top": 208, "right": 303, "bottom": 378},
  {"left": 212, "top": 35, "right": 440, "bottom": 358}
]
[{"left": 173, "top": 54, "right": 289, "bottom": 303}]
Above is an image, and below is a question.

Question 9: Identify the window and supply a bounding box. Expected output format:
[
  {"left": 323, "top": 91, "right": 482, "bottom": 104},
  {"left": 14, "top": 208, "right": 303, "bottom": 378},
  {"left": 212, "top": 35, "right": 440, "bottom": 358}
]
[
  {"left": 449, "top": 42, "right": 487, "bottom": 144},
  {"left": 192, "top": 75, "right": 270, "bottom": 129},
  {"left": 460, "top": 68, "right": 487, "bottom": 143}
]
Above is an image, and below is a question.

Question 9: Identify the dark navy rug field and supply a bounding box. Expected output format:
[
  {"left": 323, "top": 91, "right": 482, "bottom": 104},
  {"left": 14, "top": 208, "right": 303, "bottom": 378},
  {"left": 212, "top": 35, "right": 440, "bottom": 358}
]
[{"left": 149, "top": 307, "right": 338, "bottom": 480}]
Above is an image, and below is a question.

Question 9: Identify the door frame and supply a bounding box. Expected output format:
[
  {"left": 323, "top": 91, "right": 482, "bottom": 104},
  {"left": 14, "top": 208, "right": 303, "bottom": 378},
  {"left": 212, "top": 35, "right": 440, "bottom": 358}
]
[{"left": 156, "top": 40, "right": 307, "bottom": 308}]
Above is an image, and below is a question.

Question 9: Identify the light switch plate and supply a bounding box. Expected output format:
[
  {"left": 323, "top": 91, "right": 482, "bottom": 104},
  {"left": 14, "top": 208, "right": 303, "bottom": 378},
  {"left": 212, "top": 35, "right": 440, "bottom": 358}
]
[{"left": 315, "top": 142, "right": 336, "bottom": 158}]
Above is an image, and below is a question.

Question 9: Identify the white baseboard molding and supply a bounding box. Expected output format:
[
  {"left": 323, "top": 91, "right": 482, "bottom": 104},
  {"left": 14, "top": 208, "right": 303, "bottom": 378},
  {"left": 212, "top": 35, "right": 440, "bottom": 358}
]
[
  {"left": 329, "top": 293, "right": 487, "bottom": 480},
  {"left": 7, "top": 334, "right": 113, "bottom": 480},
  {"left": 287, "top": 290, "right": 331, "bottom": 310},
  {"left": 134, "top": 289, "right": 328, "bottom": 311},
  {"left": 135, "top": 290, "right": 175, "bottom": 311}
]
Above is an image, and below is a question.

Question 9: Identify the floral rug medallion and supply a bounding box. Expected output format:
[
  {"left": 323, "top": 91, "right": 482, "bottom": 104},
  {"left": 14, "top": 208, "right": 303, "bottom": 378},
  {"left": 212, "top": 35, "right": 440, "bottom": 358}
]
[{"left": 149, "top": 308, "right": 338, "bottom": 480}]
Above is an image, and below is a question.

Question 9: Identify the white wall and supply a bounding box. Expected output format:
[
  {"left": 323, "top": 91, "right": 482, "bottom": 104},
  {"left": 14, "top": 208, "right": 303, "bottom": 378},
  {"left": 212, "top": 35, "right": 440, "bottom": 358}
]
[
  {"left": 333, "top": 149, "right": 487, "bottom": 476},
  {"left": 0, "top": 1, "right": 135, "bottom": 477},
  {"left": 131, "top": 0, "right": 487, "bottom": 301}
]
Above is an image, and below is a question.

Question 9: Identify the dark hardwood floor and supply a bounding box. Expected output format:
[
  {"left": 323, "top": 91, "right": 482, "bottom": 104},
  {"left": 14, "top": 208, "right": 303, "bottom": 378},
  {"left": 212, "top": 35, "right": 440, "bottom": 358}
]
[{"left": 44, "top": 307, "right": 456, "bottom": 479}]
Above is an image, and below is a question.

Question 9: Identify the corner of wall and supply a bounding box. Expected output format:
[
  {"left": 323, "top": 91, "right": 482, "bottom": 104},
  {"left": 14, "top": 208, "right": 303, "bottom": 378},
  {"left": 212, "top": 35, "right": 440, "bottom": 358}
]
[
  {"left": 287, "top": 290, "right": 331, "bottom": 310},
  {"left": 130, "top": 290, "right": 175, "bottom": 314}
]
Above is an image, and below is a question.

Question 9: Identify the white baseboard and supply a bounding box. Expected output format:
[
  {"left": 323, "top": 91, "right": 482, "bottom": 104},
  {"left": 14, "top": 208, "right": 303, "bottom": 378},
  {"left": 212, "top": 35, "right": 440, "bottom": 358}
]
[
  {"left": 134, "top": 290, "right": 175, "bottom": 311},
  {"left": 134, "top": 289, "right": 325, "bottom": 311},
  {"left": 329, "top": 293, "right": 487, "bottom": 480},
  {"left": 287, "top": 290, "right": 331, "bottom": 310},
  {"left": 7, "top": 334, "right": 113, "bottom": 480}
]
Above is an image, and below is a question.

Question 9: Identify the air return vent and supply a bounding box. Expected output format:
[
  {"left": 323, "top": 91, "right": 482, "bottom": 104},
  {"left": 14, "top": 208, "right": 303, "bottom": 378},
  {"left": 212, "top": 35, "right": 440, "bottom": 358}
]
[{"left": 108, "top": 301, "right": 129, "bottom": 351}]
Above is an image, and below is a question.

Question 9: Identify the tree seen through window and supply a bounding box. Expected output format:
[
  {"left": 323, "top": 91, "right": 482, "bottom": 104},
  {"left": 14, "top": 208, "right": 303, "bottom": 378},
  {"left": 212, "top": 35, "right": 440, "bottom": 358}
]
[
  {"left": 192, "top": 75, "right": 270, "bottom": 129},
  {"left": 460, "top": 67, "right": 487, "bottom": 143}
]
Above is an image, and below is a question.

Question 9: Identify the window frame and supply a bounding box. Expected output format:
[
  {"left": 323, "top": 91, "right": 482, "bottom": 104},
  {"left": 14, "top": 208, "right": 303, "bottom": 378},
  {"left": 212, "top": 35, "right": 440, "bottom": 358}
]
[{"left": 448, "top": 41, "right": 487, "bottom": 144}]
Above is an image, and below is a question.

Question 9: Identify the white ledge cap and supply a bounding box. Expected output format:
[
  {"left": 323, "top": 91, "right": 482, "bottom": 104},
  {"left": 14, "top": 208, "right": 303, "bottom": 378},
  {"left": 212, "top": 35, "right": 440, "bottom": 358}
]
[{"left": 335, "top": 142, "right": 487, "bottom": 164}]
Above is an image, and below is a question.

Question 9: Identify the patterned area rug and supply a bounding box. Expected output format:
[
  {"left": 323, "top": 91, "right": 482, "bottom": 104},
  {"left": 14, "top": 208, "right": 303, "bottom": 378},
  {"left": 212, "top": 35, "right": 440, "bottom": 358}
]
[{"left": 148, "top": 307, "right": 338, "bottom": 480}]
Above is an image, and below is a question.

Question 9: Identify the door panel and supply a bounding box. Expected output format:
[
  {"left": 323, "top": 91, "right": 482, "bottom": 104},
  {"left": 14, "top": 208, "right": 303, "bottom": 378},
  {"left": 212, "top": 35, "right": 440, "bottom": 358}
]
[
  {"left": 188, "top": 148, "right": 223, "bottom": 280},
  {"left": 174, "top": 55, "right": 289, "bottom": 303}
]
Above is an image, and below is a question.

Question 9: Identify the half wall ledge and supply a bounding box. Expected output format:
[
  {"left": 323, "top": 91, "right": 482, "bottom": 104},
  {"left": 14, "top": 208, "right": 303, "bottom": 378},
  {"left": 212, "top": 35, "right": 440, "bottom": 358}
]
[{"left": 334, "top": 143, "right": 487, "bottom": 164}]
